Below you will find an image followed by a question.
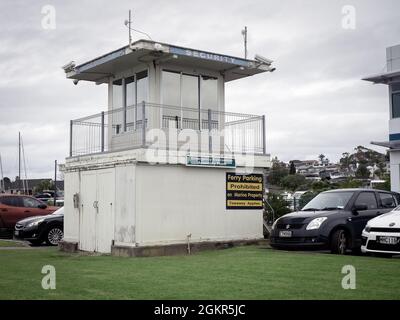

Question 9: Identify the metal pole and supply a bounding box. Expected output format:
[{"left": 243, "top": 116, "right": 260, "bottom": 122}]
[
  {"left": 69, "top": 120, "right": 73, "bottom": 157},
  {"left": 208, "top": 109, "right": 212, "bottom": 154},
  {"left": 128, "top": 10, "right": 132, "bottom": 46},
  {"left": 18, "top": 131, "right": 21, "bottom": 192},
  {"left": 0, "top": 154, "right": 4, "bottom": 192},
  {"left": 141, "top": 101, "right": 146, "bottom": 147},
  {"left": 243, "top": 26, "right": 248, "bottom": 59},
  {"left": 101, "top": 111, "right": 105, "bottom": 152},
  {"left": 54, "top": 160, "right": 57, "bottom": 206},
  {"left": 122, "top": 78, "right": 127, "bottom": 132},
  {"left": 262, "top": 115, "right": 266, "bottom": 154}
]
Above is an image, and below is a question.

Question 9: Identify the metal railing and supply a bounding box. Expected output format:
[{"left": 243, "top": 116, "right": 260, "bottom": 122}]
[{"left": 69, "top": 102, "right": 266, "bottom": 157}]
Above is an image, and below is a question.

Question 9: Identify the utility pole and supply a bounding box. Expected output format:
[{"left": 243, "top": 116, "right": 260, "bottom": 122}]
[
  {"left": 241, "top": 26, "right": 248, "bottom": 59},
  {"left": 54, "top": 160, "right": 57, "bottom": 206}
]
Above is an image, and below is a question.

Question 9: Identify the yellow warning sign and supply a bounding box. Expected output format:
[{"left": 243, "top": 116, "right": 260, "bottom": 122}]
[{"left": 226, "top": 173, "right": 264, "bottom": 210}]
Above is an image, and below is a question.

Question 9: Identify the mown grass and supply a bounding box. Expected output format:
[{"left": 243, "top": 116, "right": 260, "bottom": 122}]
[
  {"left": 0, "top": 246, "right": 399, "bottom": 300},
  {"left": 0, "top": 240, "right": 26, "bottom": 247}
]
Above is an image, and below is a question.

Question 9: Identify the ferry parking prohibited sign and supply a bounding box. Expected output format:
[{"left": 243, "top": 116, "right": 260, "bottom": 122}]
[{"left": 226, "top": 173, "right": 264, "bottom": 209}]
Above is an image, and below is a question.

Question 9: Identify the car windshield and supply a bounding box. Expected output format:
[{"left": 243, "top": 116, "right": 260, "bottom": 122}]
[{"left": 302, "top": 191, "right": 354, "bottom": 211}]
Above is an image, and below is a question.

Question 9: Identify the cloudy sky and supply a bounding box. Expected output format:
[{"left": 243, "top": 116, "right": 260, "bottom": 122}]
[{"left": 0, "top": 0, "right": 399, "bottom": 179}]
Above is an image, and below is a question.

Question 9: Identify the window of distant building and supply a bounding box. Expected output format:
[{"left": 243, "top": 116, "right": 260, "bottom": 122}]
[{"left": 391, "top": 83, "right": 400, "bottom": 118}]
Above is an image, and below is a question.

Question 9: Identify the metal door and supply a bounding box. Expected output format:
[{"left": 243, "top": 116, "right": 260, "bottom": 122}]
[
  {"left": 95, "top": 169, "right": 115, "bottom": 253},
  {"left": 79, "top": 171, "right": 97, "bottom": 252}
]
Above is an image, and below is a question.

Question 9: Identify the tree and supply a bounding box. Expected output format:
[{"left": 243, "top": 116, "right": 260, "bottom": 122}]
[
  {"left": 264, "top": 193, "right": 291, "bottom": 222},
  {"left": 318, "top": 154, "right": 325, "bottom": 165},
  {"left": 267, "top": 159, "right": 289, "bottom": 186},
  {"left": 33, "top": 180, "right": 54, "bottom": 194},
  {"left": 298, "top": 191, "right": 318, "bottom": 209},
  {"left": 280, "top": 174, "right": 306, "bottom": 192},
  {"left": 355, "top": 164, "right": 370, "bottom": 179},
  {"left": 338, "top": 178, "right": 363, "bottom": 189},
  {"left": 340, "top": 152, "right": 351, "bottom": 171},
  {"left": 289, "top": 161, "right": 296, "bottom": 175}
]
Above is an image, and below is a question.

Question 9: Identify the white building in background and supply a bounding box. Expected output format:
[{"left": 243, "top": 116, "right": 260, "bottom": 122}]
[
  {"left": 60, "top": 39, "right": 274, "bottom": 255},
  {"left": 364, "top": 44, "right": 400, "bottom": 192}
]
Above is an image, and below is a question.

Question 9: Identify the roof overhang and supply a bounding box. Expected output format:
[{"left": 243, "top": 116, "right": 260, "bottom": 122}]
[
  {"left": 63, "top": 40, "right": 275, "bottom": 84},
  {"left": 371, "top": 140, "right": 400, "bottom": 150},
  {"left": 363, "top": 70, "right": 400, "bottom": 84}
]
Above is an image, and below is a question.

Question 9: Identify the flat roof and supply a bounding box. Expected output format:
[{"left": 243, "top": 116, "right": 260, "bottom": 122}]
[
  {"left": 362, "top": 69, "right": 400, "bottom": 84},
  {"left": 63, "top": 39, "right": 274, "bottom": 83}
]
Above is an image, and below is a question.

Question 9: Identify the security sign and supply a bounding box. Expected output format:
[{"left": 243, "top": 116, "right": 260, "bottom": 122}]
[{"left": 226, "top": 173, "right": 264, "bottom": 210}]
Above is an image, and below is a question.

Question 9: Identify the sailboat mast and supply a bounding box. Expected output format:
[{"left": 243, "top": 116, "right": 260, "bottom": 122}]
[
  {"left": 18, "top": 131, "right": 21, "bottom": 192},
  {"left": 0, "top": 154, "right": 4, "bottom": 192}
]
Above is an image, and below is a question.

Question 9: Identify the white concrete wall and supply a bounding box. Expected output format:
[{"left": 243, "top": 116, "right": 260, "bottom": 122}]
[
  {"left": 135, "top": 164, "right": 263, "bottom": 246},
  {"left": 63, "top": 170, "right": 80, "bottom": 242},
  {"left": 390, "top": 150, "right": 400, "bottom": 192},
  {"left": 114, "top": 164, "right": 136, "bottom": 245}
]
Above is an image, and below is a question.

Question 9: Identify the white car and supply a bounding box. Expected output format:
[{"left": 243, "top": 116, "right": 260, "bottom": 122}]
[{"left": 361, "top": 207, "right": 400, "bottom": 256}]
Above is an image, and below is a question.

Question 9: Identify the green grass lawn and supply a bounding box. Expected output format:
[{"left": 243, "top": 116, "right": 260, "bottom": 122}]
[
  {"left": 0, "top": 245, "right": 399, "bottom": 300},
  {"left": 0, "top": 240, "right": 26, "bottom": 247}
]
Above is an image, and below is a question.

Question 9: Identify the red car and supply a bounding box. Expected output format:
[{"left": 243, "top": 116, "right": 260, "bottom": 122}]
[{"left": 0, "top": 194, "right": 57, "bottom": 238}]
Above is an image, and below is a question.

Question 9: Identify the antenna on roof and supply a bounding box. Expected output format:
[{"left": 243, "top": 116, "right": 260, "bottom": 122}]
[
  {"left": 124, "top": 10, "right": 153, "bottom": 45},
  {"left": 241, "top": 26, "right": 248, "bottom": 59}
]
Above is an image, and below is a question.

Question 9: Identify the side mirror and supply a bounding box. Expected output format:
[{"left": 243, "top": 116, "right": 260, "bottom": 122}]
[
  {"left": 38, "top": 204, "right": 47, "bottom": 209},
  {"left": 352, "top": 204, "right": 368, "bottom": 215}
]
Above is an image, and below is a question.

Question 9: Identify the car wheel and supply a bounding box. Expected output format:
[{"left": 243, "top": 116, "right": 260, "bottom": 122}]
[
  {"left": 331, "top": 229, "right": 348, "bottom": 255},
  {"left": 45, "top": 226, "right": 63, "bottom": 246}
]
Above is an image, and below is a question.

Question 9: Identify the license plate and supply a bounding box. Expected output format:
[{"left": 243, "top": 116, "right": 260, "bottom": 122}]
[
  {"left": 378, "top": 236, "right": 398, "bottom": 245},
  {"left": 279, "top": 231, "right": 292, "bottom": 238},
  {"left": 14, "top": 231, "right": 19, "bottom": 236}
]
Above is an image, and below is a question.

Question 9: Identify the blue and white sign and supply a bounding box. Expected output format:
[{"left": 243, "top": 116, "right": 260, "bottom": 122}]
[
  {"left": 170, "top": 46, "right": 250, "bottom": 67},
  {"left": 186, "top": 155, "right": 236, "bottom": 168}
]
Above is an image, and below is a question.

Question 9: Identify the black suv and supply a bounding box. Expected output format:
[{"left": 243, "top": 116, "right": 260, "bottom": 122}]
[{"left": 270, "top": 189, "right": 400, "bottom": 254}]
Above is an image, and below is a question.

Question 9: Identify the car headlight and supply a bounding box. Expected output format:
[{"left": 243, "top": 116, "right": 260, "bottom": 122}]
[
  {"left": 271, "top": 219, "right": 279, "bottom": 230},
  {"left": 27, "top": 219, "right": 45, "bottom": 228},
  {"left": 306, "top": 217, "right": 328, "bottom": 230},
  {"left": 364, "top": 225, "right": 371, "bottom": 233}
]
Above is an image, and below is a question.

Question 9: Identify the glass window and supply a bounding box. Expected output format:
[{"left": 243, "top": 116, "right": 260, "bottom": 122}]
[
  {"left": 112, "top": 79, "right": 123, "bottom": 134},
  {"left": 201, "top": 76, "right": 218, "bottom": 110},
  {"left": 379, "top": 192, "right": 396, "bottom": 208},
  {"left": 182, "top": 74, "right": 199, "bottom": 109},
  {"left": 392, "top": 92, "right": 400, "bottom": 118},
  {"left": 354, "top": 192, "right": 378, "bottom": 209},
  {"left": 1, "top": 196, "right": 23, "bottom": 207},
  {"left": 302, "top": 192, "right": 353, "bottom": 211},
  {"left": 162, "top": 71, "right": 181, "bottom": 126},
  {"left": 125, "top": 76, "right": 135, "bottom": 131},
  {"left": 136, "top": 71, "right": 148, "bottom": 123},
  {"left": 112, "top": 79, "right": 123, "bottom": 108},
  {"left": 23, "top": 197, "right": 42, "bottom": 208}
]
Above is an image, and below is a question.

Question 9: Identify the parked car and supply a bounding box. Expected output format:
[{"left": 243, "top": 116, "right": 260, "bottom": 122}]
[
  {"left": 34, "top": 192, "right": 53, "bottom": 202},
  {"left": 14, "top": 207, "right": 64, "bottom": 246},
  {"left": 270, "top": 188, "right": 400, "bottom": 254},
  {"left": 0, "top": 194, "right": 57, "bottom": 238},
  {"left": 361, "top": 206, "right": 400, "bottom": 256}
]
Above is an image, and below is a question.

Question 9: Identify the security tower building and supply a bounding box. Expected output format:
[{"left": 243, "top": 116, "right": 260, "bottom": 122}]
[{"left": 61, "top": 39, "right": 274, "bottom": 256}]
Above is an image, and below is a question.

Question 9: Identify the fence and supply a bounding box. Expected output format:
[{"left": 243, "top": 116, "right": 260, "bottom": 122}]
[{"left": 69, "top": 102, "right": 266, "bottom": 157}]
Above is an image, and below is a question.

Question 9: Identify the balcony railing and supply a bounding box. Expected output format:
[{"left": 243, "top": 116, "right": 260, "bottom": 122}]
[{"left": 69, "top": 102, "right": 266, "bottom": 157}]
